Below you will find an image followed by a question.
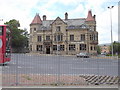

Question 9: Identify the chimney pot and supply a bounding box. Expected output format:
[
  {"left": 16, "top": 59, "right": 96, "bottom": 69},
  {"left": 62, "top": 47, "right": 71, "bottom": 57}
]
[
  {"left": 43, "top": 15, "right": 46, "bottom": 21},
  {"left": 93, "top": 15, "right": 96, "bottom": 20},
  {"left": 65, "top": 12, "right": 68, "bottom": 20}
]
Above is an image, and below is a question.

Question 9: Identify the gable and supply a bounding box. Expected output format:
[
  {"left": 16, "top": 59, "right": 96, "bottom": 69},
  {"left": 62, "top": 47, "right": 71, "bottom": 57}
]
[{"left": 52, "top": 17, "right": 67, "bottom": 25}]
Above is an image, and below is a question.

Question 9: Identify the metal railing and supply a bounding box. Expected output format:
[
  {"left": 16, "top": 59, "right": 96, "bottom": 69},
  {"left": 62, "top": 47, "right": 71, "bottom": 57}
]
[{"left": 1, "top": 53, "right": 119, "bottom": 87}]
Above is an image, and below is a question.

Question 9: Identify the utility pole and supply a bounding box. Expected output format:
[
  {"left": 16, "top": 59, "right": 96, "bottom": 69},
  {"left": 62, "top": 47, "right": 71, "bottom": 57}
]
[{"left": 108, "top": 6, "right": 114, "bottom": 57}]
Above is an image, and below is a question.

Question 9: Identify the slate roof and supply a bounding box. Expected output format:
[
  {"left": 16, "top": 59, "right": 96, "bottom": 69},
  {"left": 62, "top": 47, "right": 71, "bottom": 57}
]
[
  {"left": 42, "top": 20, "right": 53, "bottom": 27},
  {"left": 39, "top": 20, "right": 53, "bottom": 30},
  {"left": 64, "top": 18, "right": 86, "bottom": 26},
  {"left": 38, "top": 18, "right": 87, "bottom": 30},
  {"left": 31, "top": 10, "right": 95, "bottom": 30}
]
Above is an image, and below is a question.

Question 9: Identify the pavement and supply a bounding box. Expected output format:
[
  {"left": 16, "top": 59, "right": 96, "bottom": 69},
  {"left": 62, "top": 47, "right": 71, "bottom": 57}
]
[{"left": 2, "top": 74, "right": 119, "bottom": 87}]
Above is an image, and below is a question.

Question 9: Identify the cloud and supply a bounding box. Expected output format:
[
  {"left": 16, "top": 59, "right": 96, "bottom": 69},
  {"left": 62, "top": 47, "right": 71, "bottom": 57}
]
[
  {"left": 96, "top": 5, "right": 118, "bottom": 44},
  {"left": 66, "top": 1, "right": 118, "bottom": 44},
  {"left": 0, "top": 0, "right": 119, "bottom": 44},
  {"left": 54, "top": 0, "right": 84, "bottom": 5},
  {"left": 0, "top": 0, "right": 40, "bottom": 29}
]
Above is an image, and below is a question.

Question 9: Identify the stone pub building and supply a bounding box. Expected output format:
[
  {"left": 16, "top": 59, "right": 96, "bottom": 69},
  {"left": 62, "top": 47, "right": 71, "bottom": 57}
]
[{"left": 29, "top": 10, "right": 98, "bottom": 55}]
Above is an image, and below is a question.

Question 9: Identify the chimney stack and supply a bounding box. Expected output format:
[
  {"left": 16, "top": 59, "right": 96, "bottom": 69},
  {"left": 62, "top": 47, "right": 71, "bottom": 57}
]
[
  {"left": 43, "top": 15, "right": 46, "bottom": 21},
  {"left": 65, "top": 12, "right": 68, "bottom": 20}
]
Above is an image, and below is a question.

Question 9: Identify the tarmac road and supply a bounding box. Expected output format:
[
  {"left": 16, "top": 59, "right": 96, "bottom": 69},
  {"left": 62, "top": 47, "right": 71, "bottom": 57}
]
[{"left": 2, "top": 54, "right": 118, "bottom": 76}]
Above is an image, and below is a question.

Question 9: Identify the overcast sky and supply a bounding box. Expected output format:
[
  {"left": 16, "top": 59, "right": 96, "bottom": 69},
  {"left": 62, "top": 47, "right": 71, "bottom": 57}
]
[{"left": 0, "top": 0, "right": 119, "bottom": 44}]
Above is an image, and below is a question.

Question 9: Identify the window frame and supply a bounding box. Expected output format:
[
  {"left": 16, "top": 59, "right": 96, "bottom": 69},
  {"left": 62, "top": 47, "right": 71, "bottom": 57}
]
[
  {"left": 46, "top": 35, "right": 50, "bottom": 41},
  {"left": 60, "top": 45, "right": 64, "bottom": 51},
  {"left": 69, "top": 44, "right": 75, "bottom": 51},
  {"left": 53, "top": 45, "right": 57, "bottom": 51},
  {"left": 37, "top": 36, "right": 42, "bottom": 42},
  {"left": 36, "top": 45, "right": 42, "bottom": 51},
  {"left": 80, "top": 44, "right": 86, "bottom": 50},
  {"left": 70, "top": 35, "right": 74, "bottom": 41},
  {"left": 56, "top": 26, "right": 61, "bottom": 31},
  {"left": 81, "top": 34, "right": 85, "bottom": 41},
  {"left": 54, "top": 34, "right": 63, "bottom": 41}
]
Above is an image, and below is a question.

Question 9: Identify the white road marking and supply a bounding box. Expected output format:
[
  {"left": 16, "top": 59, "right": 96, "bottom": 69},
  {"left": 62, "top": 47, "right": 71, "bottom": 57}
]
[
  {"left": 71, "top": 68, "right": 104, "bottom": 70},
  {"left": 17, "top": 66, "right": 34, "bottom": 69},
  {"left": 4, "top": 66, "right": 9, "bottom": 68},
  {"left": 12, "top": 62, "right": 16, "bottom": 64},
  {"left": 18, "top": 66, "right": 22, "bottom": 68}
]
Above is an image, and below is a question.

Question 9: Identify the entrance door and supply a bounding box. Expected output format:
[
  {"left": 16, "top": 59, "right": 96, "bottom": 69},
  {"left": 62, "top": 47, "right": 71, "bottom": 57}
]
[{"left": 46, "top": 46, "right": 50, "bottom": 54}]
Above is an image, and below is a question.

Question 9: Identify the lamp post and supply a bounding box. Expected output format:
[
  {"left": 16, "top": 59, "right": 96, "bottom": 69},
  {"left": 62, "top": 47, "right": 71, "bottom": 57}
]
[{"left": 108, "top": 6, "right": 114, "bottom": 57}]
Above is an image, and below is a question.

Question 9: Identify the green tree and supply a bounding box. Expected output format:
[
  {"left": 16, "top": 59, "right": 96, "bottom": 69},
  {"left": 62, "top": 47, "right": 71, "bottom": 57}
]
[
  {"left": 5, "top": 19, "right": 29, "bottom": 53},
  {"left": 110, "top": 41, "right": 120, "bottom": 55},
  {"left": 96, "top": 45, "right": 101, "bottom": 54}
]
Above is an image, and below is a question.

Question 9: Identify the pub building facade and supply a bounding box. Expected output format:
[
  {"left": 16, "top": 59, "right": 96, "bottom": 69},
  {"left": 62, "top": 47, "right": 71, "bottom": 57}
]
[{"left": 29, "top": 10, "right": 98, "bottom": 55}]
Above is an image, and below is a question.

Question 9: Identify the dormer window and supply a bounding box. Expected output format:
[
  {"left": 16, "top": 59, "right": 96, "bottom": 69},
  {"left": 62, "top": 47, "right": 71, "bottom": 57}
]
[
  {"left": 89, "top": 26, "right": 94, "bottom": 31},
  {"left": 89, "top": 26, "right": 92, "bottom": 31},
  {"left": 81, "top": 25, "right": 86, "bottom": 29},
  {"left": 68, "top": 25, "right": 75, "bottom": 29}
]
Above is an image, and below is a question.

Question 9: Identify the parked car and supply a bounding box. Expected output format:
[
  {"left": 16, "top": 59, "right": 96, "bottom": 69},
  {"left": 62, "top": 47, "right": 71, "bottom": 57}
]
[
  {"left": 76, "top": 53, "right": 89, "bottom": 58},
  {"left": 101, "top": 52, "right": 107, "bottom": 55}
]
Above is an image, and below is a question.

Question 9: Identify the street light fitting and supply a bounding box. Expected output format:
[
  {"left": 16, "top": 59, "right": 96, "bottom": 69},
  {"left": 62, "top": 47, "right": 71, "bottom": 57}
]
[
  {"left": 108, "top": 6, "right": 114, "bottom": 9},
  {"left": 112, "top": 6, "right": 114, "bottom": 8}
]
